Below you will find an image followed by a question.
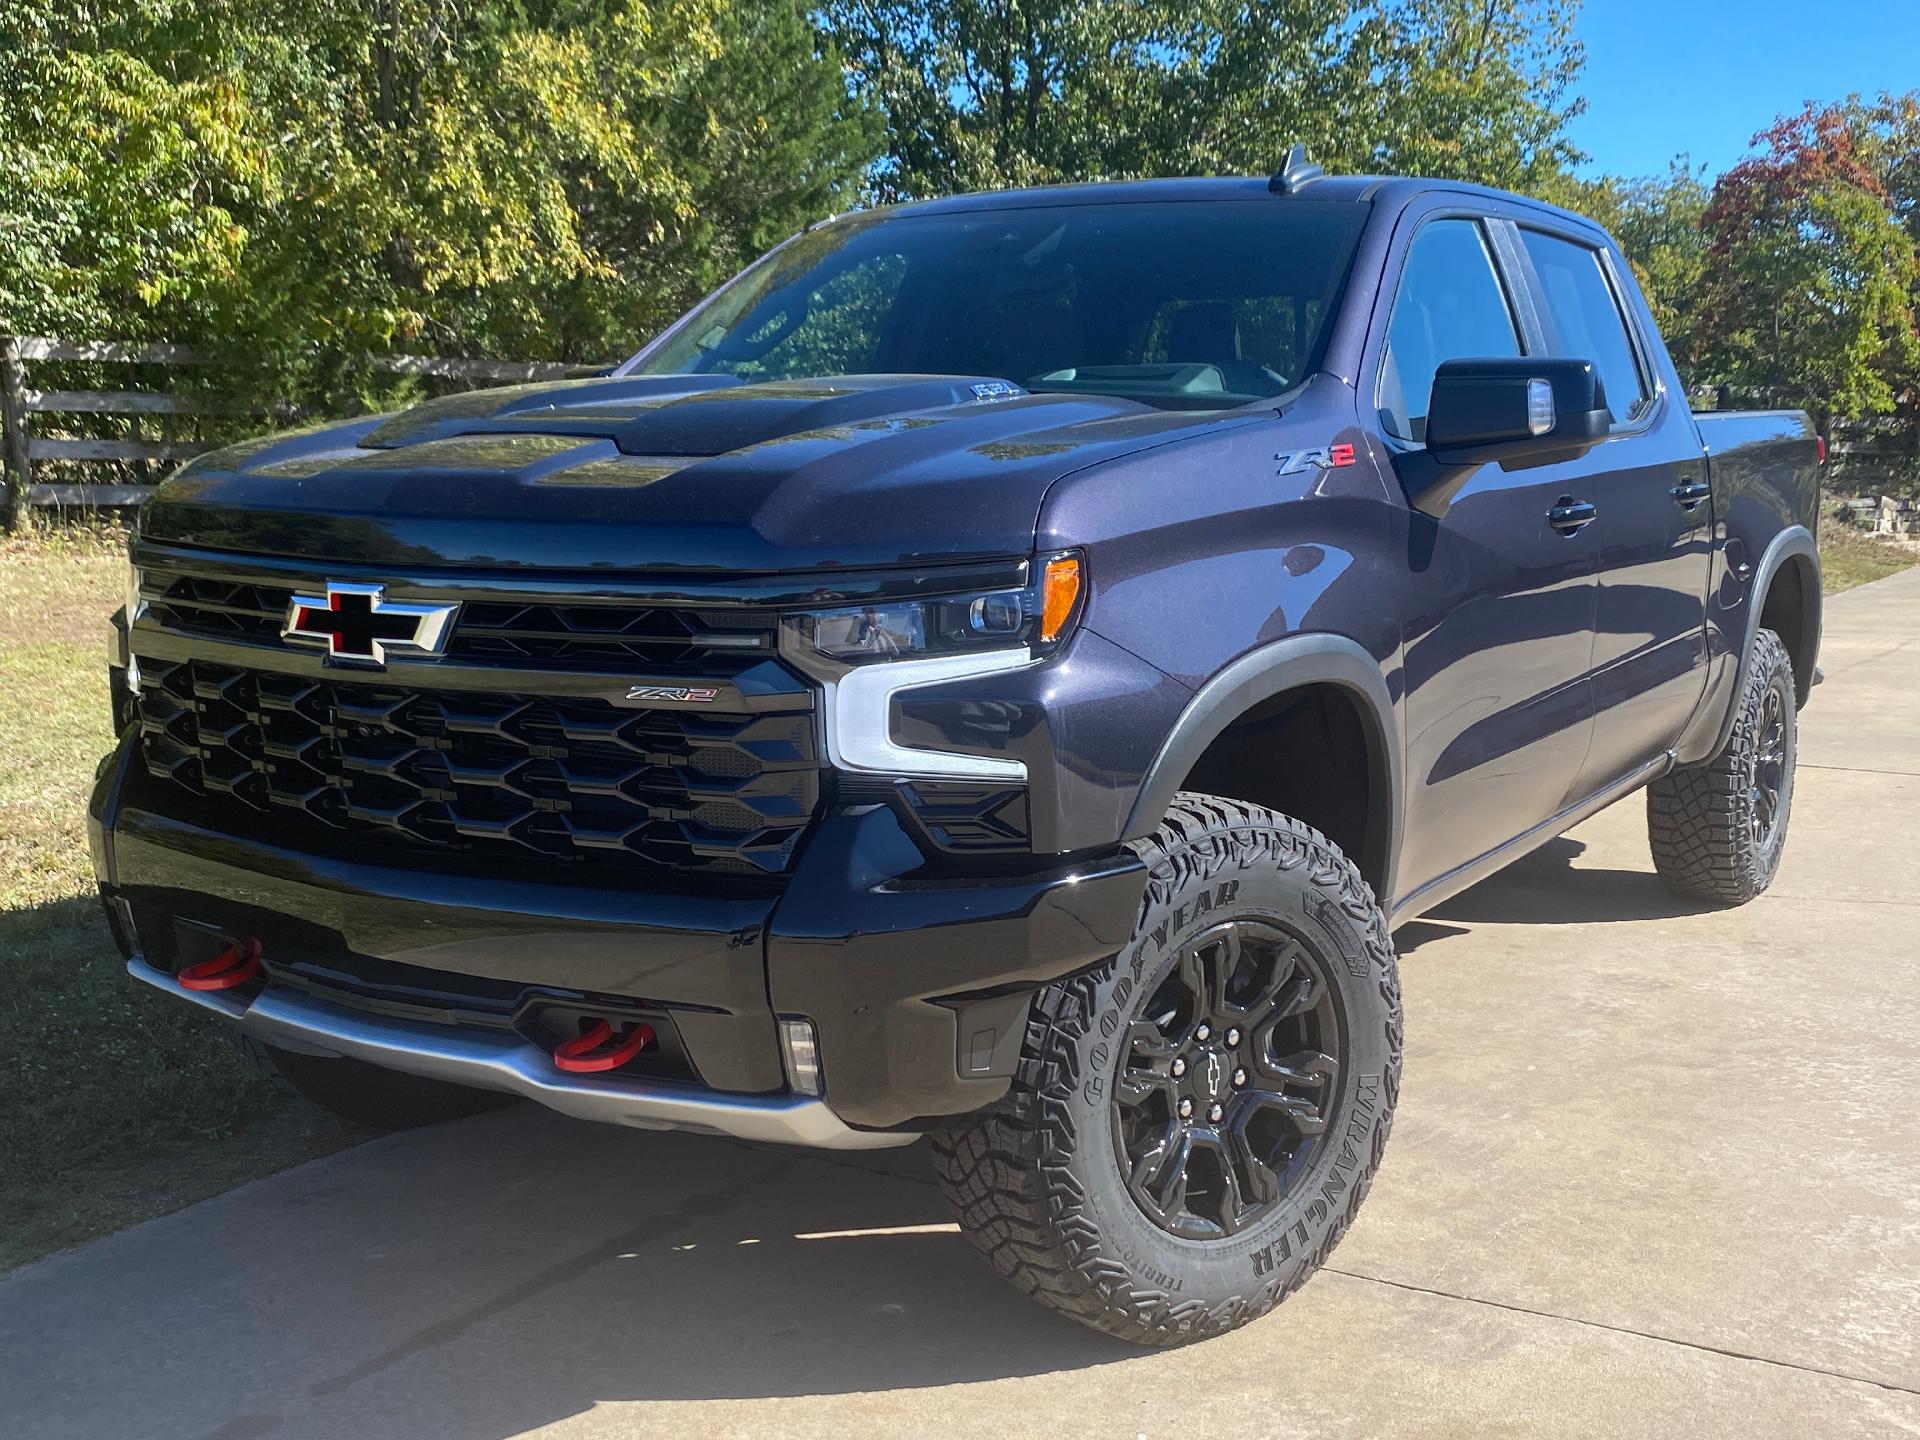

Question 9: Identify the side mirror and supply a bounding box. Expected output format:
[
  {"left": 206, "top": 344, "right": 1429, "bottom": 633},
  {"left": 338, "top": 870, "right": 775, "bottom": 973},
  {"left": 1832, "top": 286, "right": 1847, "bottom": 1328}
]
[
  {"left": 1397, "top": 357, "right": 1613, "bottom": 518},
  {"left": 1424, "top": 357, "right": 1611, "bottom": 465}
]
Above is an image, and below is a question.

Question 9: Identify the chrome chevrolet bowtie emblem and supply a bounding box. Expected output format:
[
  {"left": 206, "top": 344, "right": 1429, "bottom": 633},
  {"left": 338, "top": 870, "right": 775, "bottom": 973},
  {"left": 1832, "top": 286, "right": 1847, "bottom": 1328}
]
[
  {"left": 282, "top": 582, "right": 459, "bottom": 666},
  {"left": 1204, "top": 1050, "right": 1229, "bottom": 1102}
]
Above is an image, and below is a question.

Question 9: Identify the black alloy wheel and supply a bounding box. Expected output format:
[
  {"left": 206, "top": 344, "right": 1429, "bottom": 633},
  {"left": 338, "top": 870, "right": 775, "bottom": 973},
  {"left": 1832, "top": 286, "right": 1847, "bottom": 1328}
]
[
  {"left": 1751, "top": 680, "right": 1789, "bottom": 849},
  {"left": 1113, "top": 918, "right": 1342, "bottom": 1240}
]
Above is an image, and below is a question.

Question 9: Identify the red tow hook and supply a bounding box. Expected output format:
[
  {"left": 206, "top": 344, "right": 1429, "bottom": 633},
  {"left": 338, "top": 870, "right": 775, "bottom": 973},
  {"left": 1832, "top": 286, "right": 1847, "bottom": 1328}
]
[
  {"left": 552, "top": 1019, "right": 656, "bottom": 1074},
  {"left": 177, "top": 939, "right": 264, "bottom": 992}
]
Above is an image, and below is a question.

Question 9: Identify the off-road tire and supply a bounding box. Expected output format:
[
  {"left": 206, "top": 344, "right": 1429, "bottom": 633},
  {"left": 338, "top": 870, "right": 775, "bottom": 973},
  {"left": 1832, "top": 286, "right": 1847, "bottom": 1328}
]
[
  {"left": 934, "top": 793, "right": 1402, "bottom": 1345},
  {"left": 236, "top": 1035, "right": 514, "bottom": 1130},
  {"left": 1647, "top": 627, "right": 1798, "bottom": 905}
]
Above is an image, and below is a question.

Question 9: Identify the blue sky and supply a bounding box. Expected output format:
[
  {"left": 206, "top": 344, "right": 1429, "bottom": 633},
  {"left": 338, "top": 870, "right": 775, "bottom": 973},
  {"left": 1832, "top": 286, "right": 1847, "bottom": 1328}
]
[{"left": 1569, "top": 0, "right": 1919, "bottom": 180}]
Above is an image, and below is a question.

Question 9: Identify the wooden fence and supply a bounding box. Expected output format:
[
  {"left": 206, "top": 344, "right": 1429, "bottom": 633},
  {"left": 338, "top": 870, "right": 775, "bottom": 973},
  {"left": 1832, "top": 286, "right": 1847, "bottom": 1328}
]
[
  {"left": 0, "top": 336, "right": 611, "bottom": 531},
  {"left": 1827, "top": 421, "right": 1920, "bottom": 496}
]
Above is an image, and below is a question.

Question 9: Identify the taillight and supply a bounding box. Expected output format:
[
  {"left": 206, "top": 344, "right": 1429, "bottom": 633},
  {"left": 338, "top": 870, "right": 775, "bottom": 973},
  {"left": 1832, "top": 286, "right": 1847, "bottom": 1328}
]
[{"left": 1815, "top": 435, "right": 1828, "bottom": 465}]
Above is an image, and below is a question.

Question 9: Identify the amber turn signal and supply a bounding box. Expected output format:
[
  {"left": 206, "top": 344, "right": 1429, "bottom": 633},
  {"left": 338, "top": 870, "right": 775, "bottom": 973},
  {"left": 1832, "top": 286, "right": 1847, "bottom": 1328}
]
[{"left": 1039, "top": 554, "right": 1083, "bottom": 644}]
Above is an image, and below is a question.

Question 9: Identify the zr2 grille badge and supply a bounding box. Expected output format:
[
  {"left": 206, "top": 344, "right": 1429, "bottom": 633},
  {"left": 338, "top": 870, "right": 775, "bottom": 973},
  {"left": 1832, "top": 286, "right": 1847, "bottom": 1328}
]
[{"left": 624, "top": 684, "right": 719, "bottom": 705}]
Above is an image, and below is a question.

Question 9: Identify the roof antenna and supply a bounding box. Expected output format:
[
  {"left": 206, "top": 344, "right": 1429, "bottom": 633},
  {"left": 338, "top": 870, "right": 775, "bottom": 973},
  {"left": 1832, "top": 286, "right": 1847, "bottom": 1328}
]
[{"left": 1268, "top": 144, "right": 1325, "bottom": 194}]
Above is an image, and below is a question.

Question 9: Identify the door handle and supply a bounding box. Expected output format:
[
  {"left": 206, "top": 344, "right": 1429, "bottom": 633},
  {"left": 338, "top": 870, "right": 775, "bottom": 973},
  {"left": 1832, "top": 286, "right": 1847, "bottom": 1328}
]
[
  {"left": 1547, "top": 498, "right": 1597, "bottom": 535},
  {"left": 1670, "top": 480, "right": 1712, "bottom": 511}
]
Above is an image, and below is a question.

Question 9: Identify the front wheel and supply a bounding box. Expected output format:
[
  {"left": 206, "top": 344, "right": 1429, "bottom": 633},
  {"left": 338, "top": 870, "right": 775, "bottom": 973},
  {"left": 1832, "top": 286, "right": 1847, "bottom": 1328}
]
[{"left": 936, "top": 794, "right": 1403, "bottom": 1345}]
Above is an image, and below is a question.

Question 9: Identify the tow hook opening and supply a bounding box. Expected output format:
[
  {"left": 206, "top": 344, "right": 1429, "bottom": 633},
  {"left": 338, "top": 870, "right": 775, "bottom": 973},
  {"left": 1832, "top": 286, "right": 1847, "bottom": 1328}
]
[
  {"left": 176, "top": 938, "right": 265, "bottom": 993},
  {"left": 551, "top": 1018, "right": 657, "bottom": 1074}
]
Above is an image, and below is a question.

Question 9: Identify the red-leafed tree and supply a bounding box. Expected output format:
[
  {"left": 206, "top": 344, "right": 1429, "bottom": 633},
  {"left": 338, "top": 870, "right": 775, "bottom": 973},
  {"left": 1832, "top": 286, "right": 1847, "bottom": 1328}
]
[{"left": 1696, "top": 100, "right": 1920, "bottom": 450}]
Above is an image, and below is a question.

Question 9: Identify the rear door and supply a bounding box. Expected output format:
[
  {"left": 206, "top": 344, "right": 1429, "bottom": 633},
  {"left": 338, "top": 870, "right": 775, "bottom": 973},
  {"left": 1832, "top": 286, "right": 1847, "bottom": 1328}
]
[
  {"left": 1506, "top": 224, "right": 1713, "bottom": 798},
  {"left": 1373, "top": 208, "right": 1601, "bottom": 903}
]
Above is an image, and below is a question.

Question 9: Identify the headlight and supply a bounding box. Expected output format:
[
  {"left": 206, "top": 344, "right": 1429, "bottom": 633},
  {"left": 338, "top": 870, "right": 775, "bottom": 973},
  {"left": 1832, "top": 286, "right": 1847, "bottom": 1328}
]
[
  {"left": 782, "top": 553, "right": 1085, "bottom": 782},
  {"left": 782, "top": 552, "right": 1083, "bottom": 669}
]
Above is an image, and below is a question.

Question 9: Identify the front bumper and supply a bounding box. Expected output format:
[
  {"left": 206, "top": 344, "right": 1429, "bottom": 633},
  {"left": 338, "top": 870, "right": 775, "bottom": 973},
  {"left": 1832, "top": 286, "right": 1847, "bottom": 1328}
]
[
  {"left": 128, "top": 956, "right": 906, "bottom": 1149},
  {"left": 92, "top": 737, "right": 1146, "bottom": 1143}
]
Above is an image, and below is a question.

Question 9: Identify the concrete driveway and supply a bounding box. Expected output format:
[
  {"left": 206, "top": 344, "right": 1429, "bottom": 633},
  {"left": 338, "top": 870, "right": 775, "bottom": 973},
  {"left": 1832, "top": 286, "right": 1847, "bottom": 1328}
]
[{"left": 5, "top": 570, "right": 1919, "bottom": 1440}]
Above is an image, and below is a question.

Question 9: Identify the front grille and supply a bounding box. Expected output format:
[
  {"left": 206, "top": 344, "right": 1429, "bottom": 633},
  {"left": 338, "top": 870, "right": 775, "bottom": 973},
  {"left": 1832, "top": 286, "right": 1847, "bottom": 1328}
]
[
  {"left": 144, "top": 569, "right": 775, "bottom": 674},
  {"left": 146, "top": 572, "right": 286, "bottom": 642},
  {"left": 134, "top": 657, "right": 819, "bottom": 874}
]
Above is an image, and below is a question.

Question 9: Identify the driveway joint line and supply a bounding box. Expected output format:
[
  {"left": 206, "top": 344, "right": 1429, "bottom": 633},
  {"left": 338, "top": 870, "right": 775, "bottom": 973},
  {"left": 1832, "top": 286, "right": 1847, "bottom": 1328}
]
[
  {"left": 1323, "top": 1266, "right": 1920, "bottom": 1398},
  {"left": 1757, "top": 891, "right": 1920, "bottom": 909},
  {"left": 1798, "top": 762, "right": 1920, "bottom": 777}
]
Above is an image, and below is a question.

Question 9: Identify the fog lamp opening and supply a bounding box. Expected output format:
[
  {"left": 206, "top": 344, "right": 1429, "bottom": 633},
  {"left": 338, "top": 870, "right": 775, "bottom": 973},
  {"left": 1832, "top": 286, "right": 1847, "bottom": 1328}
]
[{"left": 779, "top": 1017, "right": 824, "bottom": 1097}]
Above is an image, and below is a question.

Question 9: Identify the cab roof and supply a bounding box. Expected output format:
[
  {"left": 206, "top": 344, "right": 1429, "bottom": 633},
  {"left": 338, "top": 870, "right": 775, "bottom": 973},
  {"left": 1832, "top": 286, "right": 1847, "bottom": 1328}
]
[{"left": 873, "top": 173, "right": 1609, "bottom": 243}]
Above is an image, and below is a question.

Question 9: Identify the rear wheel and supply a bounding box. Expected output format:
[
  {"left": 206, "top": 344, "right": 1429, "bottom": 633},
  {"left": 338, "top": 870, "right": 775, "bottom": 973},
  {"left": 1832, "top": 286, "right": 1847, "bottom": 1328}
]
[
  {"left": 1647, "top": 627, "right": 1798, "bottom": 904},
  {"left": 237, "top": 1035, "right": 514, "bottom": 1130},
  {"left": 936, "top": 794, "right": 1402, "bottom": 1345}
]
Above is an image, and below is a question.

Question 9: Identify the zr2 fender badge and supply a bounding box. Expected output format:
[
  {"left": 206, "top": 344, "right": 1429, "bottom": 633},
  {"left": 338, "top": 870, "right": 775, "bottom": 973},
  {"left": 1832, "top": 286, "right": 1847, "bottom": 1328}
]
[
  {"left": 624, "top": 684, "right": 720, "bottom": 705},
  {"left": 1274, "top": 443, "right": 1356, "bottom": 476}
]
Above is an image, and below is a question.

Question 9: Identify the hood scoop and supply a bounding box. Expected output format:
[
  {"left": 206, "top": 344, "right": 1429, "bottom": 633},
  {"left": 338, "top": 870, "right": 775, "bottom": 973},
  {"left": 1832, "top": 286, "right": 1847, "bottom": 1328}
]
[{"left": 362, "top": 373, "right": 1030, "bottom": 457}]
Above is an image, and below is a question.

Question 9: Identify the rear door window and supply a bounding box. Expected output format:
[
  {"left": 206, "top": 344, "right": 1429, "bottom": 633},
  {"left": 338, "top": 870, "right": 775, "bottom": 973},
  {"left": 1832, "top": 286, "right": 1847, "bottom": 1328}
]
[
  {"left": 1378, "top": 220, "right": 1522, "bottom": 444},
  {"left": 1517, "top": 229, "right": 1651, "bottom": 425}
]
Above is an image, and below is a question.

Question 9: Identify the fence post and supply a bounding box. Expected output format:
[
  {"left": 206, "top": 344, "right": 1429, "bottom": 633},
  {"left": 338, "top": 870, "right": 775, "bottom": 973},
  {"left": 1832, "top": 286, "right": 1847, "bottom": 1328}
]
[{"left": 0, "top": 335, "right": 31, "bottom": 532}]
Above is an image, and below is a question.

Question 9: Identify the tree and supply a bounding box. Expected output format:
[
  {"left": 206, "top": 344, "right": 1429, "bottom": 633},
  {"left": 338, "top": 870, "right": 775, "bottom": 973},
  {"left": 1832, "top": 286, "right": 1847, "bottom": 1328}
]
[
  {"left": 1696, "top": 102, "right": 1920, "bottom": 441},
  {"left": 1359, "top": 0, "right": 1586, "bottom": 190},
  {"left": 0, "top": 0, "right": 879, "bottom": 403},
  {"left": 0, "top": 4, "right": 272, "bottom": 343},
  {"left": 1544, "top": 162, "right": 1713, "bottom": 384},
  {"left": 656, "top": 1, "right": 885, "bottom": 305},
  {"left": 823, "top": 0, "right": 1585, "bottom": 202},
  {"left": 1847, "top": 90, "right": 1920, "bottom": 246}
]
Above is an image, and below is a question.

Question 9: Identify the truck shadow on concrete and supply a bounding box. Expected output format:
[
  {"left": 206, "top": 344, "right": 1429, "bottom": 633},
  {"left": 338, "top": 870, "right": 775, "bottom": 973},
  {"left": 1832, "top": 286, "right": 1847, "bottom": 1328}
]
[
  {"left": 1395, "top": 836, "right": 1722, "bottom": 955},
  {"left": 0, "top": 1106, "right": 1134, "bottom": 1438}
]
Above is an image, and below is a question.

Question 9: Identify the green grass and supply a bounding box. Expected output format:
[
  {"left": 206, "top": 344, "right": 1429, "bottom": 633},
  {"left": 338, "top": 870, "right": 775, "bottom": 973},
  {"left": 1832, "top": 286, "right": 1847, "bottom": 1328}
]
[
  {"left": 1820, "top": 524, "right": 1919, "bottom": 595},
  {"left": 0, "top": 525, "right": 368, "bottom": 1273}
]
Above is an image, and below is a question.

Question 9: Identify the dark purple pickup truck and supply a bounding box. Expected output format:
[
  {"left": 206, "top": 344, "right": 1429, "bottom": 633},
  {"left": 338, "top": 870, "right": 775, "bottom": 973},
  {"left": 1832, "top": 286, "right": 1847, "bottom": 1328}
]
[{"left": 92, "top": 151, "right": 1821, "bottom": 1344}]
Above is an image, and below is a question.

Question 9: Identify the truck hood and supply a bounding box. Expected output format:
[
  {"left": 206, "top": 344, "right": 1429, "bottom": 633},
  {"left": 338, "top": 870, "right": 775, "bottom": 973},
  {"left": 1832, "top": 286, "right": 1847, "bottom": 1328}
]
[{"left": 140, "top": 373, "right": 1236, "bottom": 573}]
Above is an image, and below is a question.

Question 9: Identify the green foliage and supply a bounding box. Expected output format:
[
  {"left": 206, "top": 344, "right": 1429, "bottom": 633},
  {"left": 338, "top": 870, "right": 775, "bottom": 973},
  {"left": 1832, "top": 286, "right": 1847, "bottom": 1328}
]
[
  {"left": 1695, "top": 100, "right": 1920, "bottom": 436},
  {"left": 0, "top": 0, "right": 879, "bottom": 407},
  {"left": 1542, "top": 161, "right": 1713, "bottom": 381},
  {"left": 7, "top": 0, "right": 1917, "bottom": 502},
  {"left": 824, "top": 0, "right": 1585, "bottom": 201},
  {"left": 1557, "top": 96, "right": 1920, "bottom": 498}
]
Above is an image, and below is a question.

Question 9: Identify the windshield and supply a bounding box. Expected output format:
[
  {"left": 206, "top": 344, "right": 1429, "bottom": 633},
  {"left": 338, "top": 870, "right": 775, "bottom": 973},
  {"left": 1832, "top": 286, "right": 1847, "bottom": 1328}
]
[{"left": 627, "top": 201, "right": 1365, "bottom": 410}]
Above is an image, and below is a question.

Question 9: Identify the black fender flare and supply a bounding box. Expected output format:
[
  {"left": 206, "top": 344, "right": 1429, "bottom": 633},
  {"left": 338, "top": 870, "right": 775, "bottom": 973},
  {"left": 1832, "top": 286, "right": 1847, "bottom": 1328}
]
[
  {"left": 1686, "top": 524, "right": 1821, "bottom": 765},
  {"left": 1123, "top": 633, "right": 1402, "bottom": 903}
]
